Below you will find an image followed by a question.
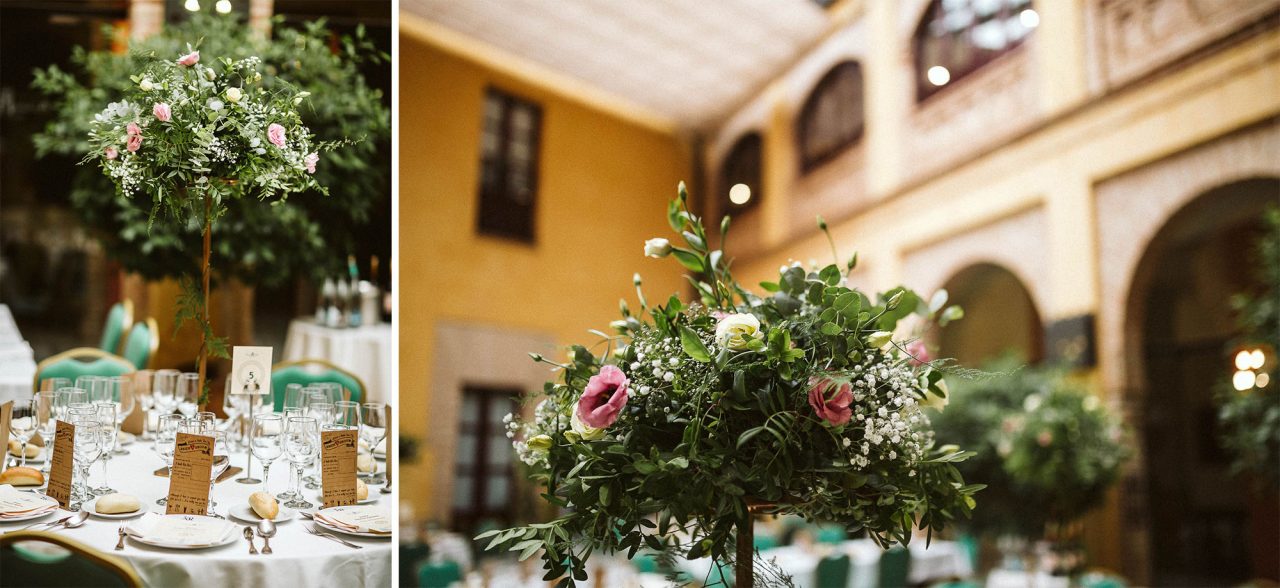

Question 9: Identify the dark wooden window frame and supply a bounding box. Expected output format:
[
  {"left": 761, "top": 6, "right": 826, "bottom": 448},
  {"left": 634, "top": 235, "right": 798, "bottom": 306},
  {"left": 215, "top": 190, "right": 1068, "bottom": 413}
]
[
  {"left": 718, "top": 131, "right": 764, "bottom": 214},
  {"left": 912, "top": 0, "right": 1034, "bottom": 102},
  {"left": 795, "top": 60, "right": 865, "bottom": 173},
  {"left": 476, "top": 86, "right": 542, "bottom": 244},
  {"left": 451, "top": 385, "right": 520, "bottom": 530}
]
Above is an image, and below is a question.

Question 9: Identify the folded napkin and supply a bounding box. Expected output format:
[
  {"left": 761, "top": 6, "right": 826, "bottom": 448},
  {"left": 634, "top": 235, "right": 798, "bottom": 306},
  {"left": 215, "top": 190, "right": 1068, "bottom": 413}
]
[
  {"left": 314, "top": 505, "right": 391, "bottom": 535},
  {"left": 0, "top": 484, "right": 58, "bottom": 518},
  {"left": 125, "top": 513, "right": 236, "bottom": 547}
]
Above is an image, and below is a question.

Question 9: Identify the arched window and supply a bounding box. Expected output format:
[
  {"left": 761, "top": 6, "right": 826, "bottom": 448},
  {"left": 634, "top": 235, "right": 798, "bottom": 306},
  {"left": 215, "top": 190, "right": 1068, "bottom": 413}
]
[
  {"left": 796, "top": 61, "right": 864, "bottom": 172},
  {"left": 719, "top": 132, "right": 763, "bottom": 212},
  {"left": 913, "top": 0, "right": 1038, "bottom": 101}
]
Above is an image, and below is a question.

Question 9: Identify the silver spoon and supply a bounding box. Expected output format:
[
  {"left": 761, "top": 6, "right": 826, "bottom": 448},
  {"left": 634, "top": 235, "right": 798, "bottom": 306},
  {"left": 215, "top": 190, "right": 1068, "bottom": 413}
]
[
  {"left": 243, "top": 527, "right": 257, "bottom": 555},
  {"left": 256, "top": 519, "right": 276, "bottom": 555},
  {"left": 61, "top": 510, "right": 91, "bottom": 530}
]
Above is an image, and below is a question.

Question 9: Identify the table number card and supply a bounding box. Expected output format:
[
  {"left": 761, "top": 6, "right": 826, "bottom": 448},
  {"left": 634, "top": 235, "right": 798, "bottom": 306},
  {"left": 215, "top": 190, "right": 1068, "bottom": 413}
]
[
  {"left": 321, "top": 429, "right": 358, "bottom": 508},
  {"left": 166, "top": 433, "right": 214, "bottom": 515},
  {"left": 46, "top": 420, "right": 75, "bottom": 509},
  {"left": 230, "top": 346, "right": 272, "bottom": 396},
  {"left": 0, "top": 401, "right": 11, "bottom": 451}
]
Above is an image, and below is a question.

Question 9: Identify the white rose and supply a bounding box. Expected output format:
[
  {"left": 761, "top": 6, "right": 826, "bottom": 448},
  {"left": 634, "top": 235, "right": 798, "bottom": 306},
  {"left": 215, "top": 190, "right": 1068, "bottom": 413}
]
[
  {"left": 714, "top": 313, "right": 763, "bottom": 351},
  {"left": 568, "top": 411, "right": 605, "bottom": 442},
  {"left": 866, "top": 331, "right": 894, "bottom": 349},
  {"left": 643, "top": 238, "right": 672, "bottom": 258},
  {"left": 919, "top": 380, "right": 949, "bottom": 412},
  {"left": 139, "top": 79, "right": 154, "bottom": 91},
  {"left": 226, "top": 87, "right": 242, "bottom": 103}
]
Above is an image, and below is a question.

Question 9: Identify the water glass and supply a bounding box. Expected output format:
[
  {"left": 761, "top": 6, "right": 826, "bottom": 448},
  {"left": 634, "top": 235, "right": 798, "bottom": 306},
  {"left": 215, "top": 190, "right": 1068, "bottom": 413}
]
[
  {"left": 177, "top": 373, "right": 200, "bottom": 417},
  {"left": 283, "top": 417, "right": 319, "bottom": 509},
  {"left": 153, "top": 414, "right": 183, "bottom": 505},
  {"left": 252, "top": 414, "right": 284, "bottom": 495}
]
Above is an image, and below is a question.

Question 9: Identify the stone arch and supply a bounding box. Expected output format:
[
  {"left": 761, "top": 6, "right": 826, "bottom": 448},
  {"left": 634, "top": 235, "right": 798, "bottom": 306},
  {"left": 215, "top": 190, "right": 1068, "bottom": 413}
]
[{"left": 935, "top": 262, "right": 1045, "bottom": 366}]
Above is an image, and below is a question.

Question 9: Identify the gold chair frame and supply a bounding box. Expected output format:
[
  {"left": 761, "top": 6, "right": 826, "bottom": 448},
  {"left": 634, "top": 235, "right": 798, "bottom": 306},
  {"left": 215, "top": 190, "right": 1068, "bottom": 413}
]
[
  {"left": 32, "top": 348, "right": 135, "bottom": 393},
  {"left": 271, "top": 358, "right": 369, "bottom": 402},
  {"left": 121, "top": 317, "right": 160, "bottom": 369},
  {"left": 0, "top": 530, "right": 144, "bottom": 588}
]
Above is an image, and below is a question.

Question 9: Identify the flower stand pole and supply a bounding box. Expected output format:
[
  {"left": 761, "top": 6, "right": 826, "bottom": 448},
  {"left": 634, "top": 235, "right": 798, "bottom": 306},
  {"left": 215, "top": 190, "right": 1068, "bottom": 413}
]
[
  {"left": 736, "top": 513, "right": 754, "bottom": 588},
  {"left": 198, "top": 190, "right": 212, "bottom": 410}
]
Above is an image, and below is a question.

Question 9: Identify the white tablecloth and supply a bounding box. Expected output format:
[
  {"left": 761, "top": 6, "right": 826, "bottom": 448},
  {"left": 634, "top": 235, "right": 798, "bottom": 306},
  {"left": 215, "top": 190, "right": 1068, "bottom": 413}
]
[
  {"left": 678, "top": 538, "right": 971, "bottom": 588},
  {"left": 0, "top": 304, "right": 36, "bottom": 404},
  {"left": 985, "top": 570, "right": 1071, "bottom": 588},
  {"left": 282, "top": 319, "right": 392, "bottom": 403},
  {"left": 0, "top": 439, "right": 393, "bottom": 587}
]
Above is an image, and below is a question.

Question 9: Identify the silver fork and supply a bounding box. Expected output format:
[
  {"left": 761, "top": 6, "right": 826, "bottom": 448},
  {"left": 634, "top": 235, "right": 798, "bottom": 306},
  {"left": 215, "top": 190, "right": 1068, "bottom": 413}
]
[{"left": 306, "top": 524, "right": 363, "bottom": 549}]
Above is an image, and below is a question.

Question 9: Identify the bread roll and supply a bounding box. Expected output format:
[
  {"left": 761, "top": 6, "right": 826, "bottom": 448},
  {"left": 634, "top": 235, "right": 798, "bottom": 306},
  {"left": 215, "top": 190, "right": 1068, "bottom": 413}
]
[
  {"left": 0, "top": 466, "right": 44, "bottom": 487},
  {"left": 356, "top": 479, "right": 369, "bottom": 501},
  {"left": 95, "top": 493, "right": 141, "bottom": 514},
  {"left": 6, "top": 441, "right": 39, "bottom": 459},
  {"left": 357, "top": 453, "right": 375, "bottom": 473},
  {"left": 249, "top": 491, "right": 279, "bottom": 520}
]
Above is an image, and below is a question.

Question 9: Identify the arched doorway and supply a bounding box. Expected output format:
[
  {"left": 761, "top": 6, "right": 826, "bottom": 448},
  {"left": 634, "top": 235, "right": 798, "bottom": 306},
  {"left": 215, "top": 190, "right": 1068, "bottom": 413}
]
[
  {"left": 1126, "top": 177, "right": 1279, "bottom": 585},
  {"left": 936, "top": 262, "right": 1043, "bottom": 366}
]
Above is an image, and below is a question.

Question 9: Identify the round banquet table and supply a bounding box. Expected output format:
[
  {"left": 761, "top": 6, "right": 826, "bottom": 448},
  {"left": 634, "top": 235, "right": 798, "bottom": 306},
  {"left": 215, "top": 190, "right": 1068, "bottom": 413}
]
[
  {"left": 282, "top": 318, "right": 392, "bottom": 403},
  {"left": 0, "top": 439, "right": 393, "bottom": 587}
]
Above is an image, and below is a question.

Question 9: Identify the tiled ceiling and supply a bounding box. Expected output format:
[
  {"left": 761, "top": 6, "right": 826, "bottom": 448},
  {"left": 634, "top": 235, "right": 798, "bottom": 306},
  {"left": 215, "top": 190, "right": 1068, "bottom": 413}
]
[{"left": 403, "top": 0, "right": 832, "bottom": 129}]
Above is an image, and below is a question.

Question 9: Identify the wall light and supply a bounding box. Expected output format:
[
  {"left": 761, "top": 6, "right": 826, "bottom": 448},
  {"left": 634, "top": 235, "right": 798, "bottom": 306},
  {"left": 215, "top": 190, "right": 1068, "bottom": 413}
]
[
  {"left": 184, "top": 0, "right": 200, "bottom": 12},
  {"left": 927, "top": 66, "right": 951, "bottom": 86},
  {"left": 729, "top": 183, "right": 752, "bottom": 205},
  {"left": 215, "top": 0, "right": 232, "bottom": 13},
  {"left": 1019, "top": 9, "right": 1040, "bottom": 29},
  {"left": 1233, "top": 370, "right": 1257, "bottom": 391},
  {"left": 1235, "top": 350, "right": 1252, "bottom": 370}
]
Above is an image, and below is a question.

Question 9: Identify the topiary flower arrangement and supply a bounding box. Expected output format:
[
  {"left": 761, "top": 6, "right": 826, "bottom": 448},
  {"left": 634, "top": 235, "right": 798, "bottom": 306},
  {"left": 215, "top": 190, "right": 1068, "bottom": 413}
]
[{"left": 482, "top": 184, "right": 982, "bottom": 587}]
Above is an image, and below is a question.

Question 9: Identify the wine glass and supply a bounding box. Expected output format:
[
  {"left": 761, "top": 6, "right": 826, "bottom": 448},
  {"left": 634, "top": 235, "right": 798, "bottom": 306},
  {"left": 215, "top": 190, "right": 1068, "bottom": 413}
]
[
  {"left": 153, "top": 369, "right": 179, "bottom": 415},
  {"left": 319, "top": 382, "right": 345, "bottom": 404},
  {"left": 222, "top": 380, "right": 242, "bottom": 447},
  {"left": 252, "top": 414, "right": 284, "bottom": 495},
  {"left": 89, "top": 403, "right": 117, "bottom": 496},
  {"left": 10, "top": 399, "right": 38, "bottom": 467},
  {"left": 54, "top": 387, "right": 87, "bottom": 421},
  {"left": 177, "top": 373, "right": 200, "bottom": 417},
  {"left": 283, "top": 417, "right": 318, "bottom": 509},
  {"left": 333, "top": 401, "right": 360, "bottom": 430},
  {"left": 75, "top": 376, "right": 104, "bottom": 402},
  {"left": 34, "top": 391, "right": 55, "bottom": 475},
  {"left": 108, "top": 376, "right": 135, "bottom": 454},
  {"left": 69, "top": 418, "right": 102, "bottom": 511},
  {"left": 153, "top": 414, "right": 183, "bottom": 505},
  {"left": 195, "top": 411, "right": 217, "bottom": 431},
  {"left": 282, "top": 383, "right": 304, "bottom": 412},
  {"left": 39, "top": 377, "right": 70, "bottom": 393},
  {"left": 361, "top": 402, "right": 387, "bottom": 484},
  {"left": 207, "top": 430, "right": 229, "bottom": 518},
  {"left": 134, "top": 370, "right": 155, "bottom": 440}
]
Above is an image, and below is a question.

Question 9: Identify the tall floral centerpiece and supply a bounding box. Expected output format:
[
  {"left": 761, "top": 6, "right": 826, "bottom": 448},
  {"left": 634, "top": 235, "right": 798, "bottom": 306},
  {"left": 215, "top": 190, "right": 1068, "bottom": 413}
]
[
  {"left": 86, "top": 46, "right": 340, "bottom": 404},
  {"left": 483, "top": 184, "right": 981, "bottom": 587}
]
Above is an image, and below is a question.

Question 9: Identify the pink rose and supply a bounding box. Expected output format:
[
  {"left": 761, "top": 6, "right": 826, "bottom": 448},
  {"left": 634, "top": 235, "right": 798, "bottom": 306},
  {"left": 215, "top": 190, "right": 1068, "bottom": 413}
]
[
  {"left": 177, "top": 51, "right": 200, "bottom": 66},
  {"left": 576, "top": 365, "right": 629, "bottom": 429},
  {"left": 153, "top": 103, "right": 171, "bottom": 122},
  {"left": 1037, "top": 430, "right": 1053, "bottom": 447},
  {"left": 104, "top": 146, "right": 118, "bottom": 160},
  {"left": 906, "top": 340, "right": 930, "bottom": 366},
  {"left": 808, "top": 377, "right": 854, "bottom": 426},
  {"left": 126, "top": 134, "right": 142, "bottom": 153},
  {"left": 267, "top": 123, "right": 286, "bottom": 147},
  {"left": 304, "top": 152, "right": 319, "bottom": 174},
  {"left": 126, "top": 122, "right": 141, "bottom": 137}
]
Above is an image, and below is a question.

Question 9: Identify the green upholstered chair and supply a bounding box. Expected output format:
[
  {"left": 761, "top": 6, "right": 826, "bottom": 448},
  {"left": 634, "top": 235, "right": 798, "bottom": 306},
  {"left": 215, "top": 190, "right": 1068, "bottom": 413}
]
[
  {"left": 98, "top": 300, "right": 133, "bottom": 355},
  {"left": 0, "top": 530, "right": 143, "bottom": 587},
  {"left": 878, "top": 546, "right": 910, "bottom": 588},
  {"left": 753, "top": 534, "right": 780, "bottom": 552},
  {"left": 270, "top": 359, "right": 365, "bottom": 412},
  {"left": 631, "top": 551, "right": 659, "bottom": 574},
  {"left": 815, "top": 524, "right": 846, "bottom": 544},
  {"left": 417, "top": 560, "right": 462, "bottom": 588},
  {"left": 32, "top": 348, "right": 134, "bottom": 393},
  {"left": 119, "top": 317, "right": 159, "bottom": 369},
  {"left": 815, "top": 553, "right": 851, "bottom": 588}
]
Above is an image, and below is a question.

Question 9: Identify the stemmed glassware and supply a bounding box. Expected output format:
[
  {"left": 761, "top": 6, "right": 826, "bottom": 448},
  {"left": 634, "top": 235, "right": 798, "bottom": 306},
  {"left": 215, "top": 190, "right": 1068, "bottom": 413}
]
[
  {"left": 34, "top": 391, "right": 55, "bottom": 476},
  {"left": 69, "top": 417, "right": 102, "bottom": 511},
  {"left": 89, "top": 403, "right": 117, "bottom": 496},
  {"left": 108, "top": 376, "right": 135, "bottom": 454},
  {"left": 176, "top": 373, "right": 200, "bottom": 418},
  {"left": 251, "top": 414, "right": 283, "bottom": 494},
  {"left": 54, "top": 387, "right": 87, "bottom": 421},
  {"left": 10, "top": 399, "right": 38, "bottom": 468},
  {"left": 361, "top": 402, "right": 387, "bottom": 484},
  {"left": 283, "top": 416, "right": 318, "bottom": 510},
  {"left": 275, "top": 408, "right": 305, "bottom": 502},
  {"left": 153, "top": 414, "right": 183, "bottom": 506},
  {"left": 39, "top": 377, "right": 70, "bottom": 393},
  {"left": 134, "top": 370, "right": 155, "bottom": 440},
  {"left": 153, "top": 369, "right": 179, "bottom": 417},
  {"left": 301, "top": 399, "right": 333, "bottom": 490},
  {"left": 207, "top": 430, "right": 229, "bottom": 518},
  {"left": 282, "top": 383, "right": 304, "bottom": 412}
]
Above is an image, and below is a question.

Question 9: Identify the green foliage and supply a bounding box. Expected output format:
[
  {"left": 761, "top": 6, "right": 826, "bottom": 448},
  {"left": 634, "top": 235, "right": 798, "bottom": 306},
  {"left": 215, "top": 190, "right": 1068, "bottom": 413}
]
[
  {"left": 482, "top": 185, "right": 979, "bottom": 587},
  {"left": 1216, "top": 206, "right": 1280, "bottom": 488},
  {"left": 31, "top": 14, "right": 389, "bottom": 285}
]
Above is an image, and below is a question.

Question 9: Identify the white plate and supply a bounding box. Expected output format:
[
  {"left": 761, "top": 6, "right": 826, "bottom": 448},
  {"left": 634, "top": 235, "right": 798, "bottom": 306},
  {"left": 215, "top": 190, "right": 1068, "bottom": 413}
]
[
  {"left": 228, "top": 503, "right": 298, "bottom": 524},
  {"left": 84, "top": 497, "right": 146, "bottom": 520},
  {"left": 7, "top": 454, "right": 45, "bottom": 465},
  {"left": 312, "top": 516, "right": 391, "bottom": 539},
  {"left": 0, "top": 506, "right": 58, "bottom": 523},
  {"left": 126, "top": 515, "right": 238, "bottom": 550}
]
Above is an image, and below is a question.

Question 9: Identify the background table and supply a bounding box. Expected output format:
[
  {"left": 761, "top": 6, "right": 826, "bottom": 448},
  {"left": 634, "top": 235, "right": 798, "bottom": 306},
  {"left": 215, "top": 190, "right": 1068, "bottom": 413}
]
[
  {"left": 282, "top": 319, "right": 392, "bottom": 403},
  {"left": 0, "top": 439, "right": 393, "bottom": 587},
  {"left": 677, "top": 537, "right": 972, "bottom": 587},
  {"left": 0, "top": 304, "right": 37, "bottom": 404}
]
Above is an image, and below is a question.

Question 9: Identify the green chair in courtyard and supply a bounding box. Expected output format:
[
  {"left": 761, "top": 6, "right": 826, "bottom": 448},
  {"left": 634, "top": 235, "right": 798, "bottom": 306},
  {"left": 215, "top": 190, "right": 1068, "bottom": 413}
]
[
  {"left": 0, "top": 530, "right": 143, "bottom": 587},
  {"left": 98, "top": 300, "right": 133, "bottom": 355},
  {"left": 878, "top": 546, "right": 910, "bottom": 588},
  {"left": 815, "top": 553, "right": 850, "bottom": 588},
  {"left": 119, "top": 317, "right": 159, "bottom": 369},
  {"left": 270, "top": 359, "right": 365, "bottom": 411},
  {"left": 32, "top": 348, "right": 133, "bottom": 393},
  {"left": 417, "top": 560, "right": 462, "bottom": 588}
]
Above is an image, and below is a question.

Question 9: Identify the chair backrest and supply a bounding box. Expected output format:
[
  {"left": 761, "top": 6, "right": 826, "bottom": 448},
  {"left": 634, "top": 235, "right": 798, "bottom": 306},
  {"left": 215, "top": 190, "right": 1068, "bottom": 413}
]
[
  {"left": 0, "top": 530, "right": 142, "bottom": 587},
  {"left": 815, "top": 524, "right": 846, "bottom": 544},
  {"left": 33, "top": 348, "right": 134, "bottom": 393},
  {"left": 753, "top": 534, "right": 779, "bottom": 552},
  {"left": 417, "top": 560, "right": 462, "bottom": 588},
  {"left": 815, "top": 553, "right": 851, "bottom": 588},
  {"left": 878, "top": 546, "right": 910, "bottom": 588},
  {"left": 98, "top": 300, "right": 133, "bottom": 354},
  {"left": 270, "top": 359, "right": 365, "bottom": 411},
  {"left": 120, "top": 318, "right": 159, "bottom": 369}
]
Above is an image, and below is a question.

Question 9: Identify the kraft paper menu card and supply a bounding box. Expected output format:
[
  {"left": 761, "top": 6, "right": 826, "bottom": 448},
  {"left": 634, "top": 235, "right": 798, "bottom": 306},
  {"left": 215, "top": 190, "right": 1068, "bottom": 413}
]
[
  {"left": 46, "top": 420, "right": 75, "bottom": 509},
  {"left": 0, "top": 401, "right": 11, "bottom": 450},
  {"left": 321, "top": 429, "right": 358, "bottom": 508},
  {"left": 230, "top": 346, "right": 272, "bottom": 396},
  {"left": 165, "top": 433, "right": 214, "bottom": 515}
]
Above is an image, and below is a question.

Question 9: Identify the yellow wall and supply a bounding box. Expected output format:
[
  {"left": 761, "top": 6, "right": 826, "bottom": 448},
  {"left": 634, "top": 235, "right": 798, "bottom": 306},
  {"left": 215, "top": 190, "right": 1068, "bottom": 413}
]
[{"left": 397, "top": 32, "right": 691, "bottom": 519}]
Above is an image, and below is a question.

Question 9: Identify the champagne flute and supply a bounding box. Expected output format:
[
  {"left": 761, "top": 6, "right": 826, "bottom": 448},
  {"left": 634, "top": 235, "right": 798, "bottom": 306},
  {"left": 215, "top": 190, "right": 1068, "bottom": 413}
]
[
  {"left": 153, "top": 414, "right": 183, "bottom": 505},
  {"left": 252, "top": 414, "right": 284, "bottom": 494},
  {"left": 69, "top": 418, "right": 102, "bottom": 511},
  {"left": 177, "top": 373, "right": 200, "bottom": 417},
  {"left": 10, "top": 400, "right": 38, "bottom": 467},
  {"left": 34, "top": 391, "right": 55, "bottom": 475},
  {"left": 283, "top": 417, "right": 318, "bottom": 509},
  {"left": 109, "top": 376, "right": 135, "bottom": 454},
  {"left": 301, "top": 401, "right": 333, "bottom": 490},
  {"left": 207, "top": 430, "right": 229, "bottom": 517},
  {"left": 275, "top": 408, "right": 303, "bottom": 500},
  {"left": 361, "top": 402, "right": 387, "bottom": 483},
  {"left": 89, "top": 403, "right": 117, "bottom": 495},
  {"left": 134, "top": 370, "right": 155, "bottom": 440}
]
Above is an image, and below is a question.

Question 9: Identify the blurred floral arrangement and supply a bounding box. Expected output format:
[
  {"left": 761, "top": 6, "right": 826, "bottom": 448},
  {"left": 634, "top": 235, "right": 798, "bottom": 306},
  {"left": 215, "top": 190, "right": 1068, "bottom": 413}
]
[
  {"left": 1216, "top": 206, "right": 1280, "bottom": 489},
  {"left": 481, "top": 184, "right": 981, "bottom": 587},
  {"left": 32, "top": 14, "right": 389, "bottom": 285}
]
